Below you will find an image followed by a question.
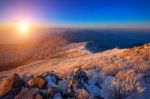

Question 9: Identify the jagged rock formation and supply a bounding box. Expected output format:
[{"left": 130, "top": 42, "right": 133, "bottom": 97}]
[{"left": 0, "top": 69, "right": 100, "bottom": 99}]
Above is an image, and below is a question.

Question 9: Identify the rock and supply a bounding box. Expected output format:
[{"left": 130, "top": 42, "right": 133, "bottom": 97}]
[
  {"left": 52, "top": 93, "right": 62, "bottom": 99},
  {"left": 34, "top": 93, "right": 44, "bottom": 99},
  {"left": 15, "top": 88, "right": 43, "bottom": 99},
  {"left": 74, "top": 68, "right": 88, "bottom": 82},
  {"left": 95, "top": 78, "right": 102, "bottom": 89},
  {"left": 47, "top": 87, "right": 57, "bottom": 97},
  {"left": 1, "top": 88, "right": 21, "bottom": 99},
  {"left": 0, "top": 74, "right": 24, "bottom": 97},
  {"left": 28, "top": 76, "right": 46, "bottom": 89},
  {"left": 76, "top": 89, "right": 90, "bottom": 99},
  {"left": 94, "top": 96, "right": 104, "bottom": 99},
  {"left": 0, "top": 77, "right": 13, "bottom": 97},
  {"left": 12, "top": 74, "right": 25, "bottom": 88},
  {"left": 73, "top": 68, "right": 88, "bottom": 88},
  {"left": 67, "top": 79, "right": 78, "bottom": 97},
  {"left": 64, "top": 68, "right": 89, "bottom": 98},
  {"left": 47, "top": 87, "right": 63, "bottom": 99},
  {"left": 45, "top": 73, "right": 61, "bottom": 87}
]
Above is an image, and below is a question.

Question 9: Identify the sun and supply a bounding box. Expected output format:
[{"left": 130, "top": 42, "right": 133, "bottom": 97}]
[{"left": 16, "top": 20, "right": 30, "bottom": 35}]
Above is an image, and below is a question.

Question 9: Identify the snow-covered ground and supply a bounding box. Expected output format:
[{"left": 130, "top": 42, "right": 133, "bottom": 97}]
[{"left": 0, "top": 42, "right": 150, "bottom": 99}]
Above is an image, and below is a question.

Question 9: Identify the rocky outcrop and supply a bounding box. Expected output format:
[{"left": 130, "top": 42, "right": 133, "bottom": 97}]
[
  {"left": 44, "top": 73, "right": 61, "bottom": 88},
  {"left": 27, "top": 76, "right": 46, "bottom": 89},
  {"left": 0, "top": 68, "right": 106, "bottom": 99},
  {"left": 73, "top": 67, "right": 89, "bottom": 88},
  {"left": 15, "top": 88, "right": 44, "bottom": 99},
  {"left": 0, "top": 77, "right": 14, "bottom": 97},
  {"left": 0, "top": 74, "right": 25, "bottom": 98}
]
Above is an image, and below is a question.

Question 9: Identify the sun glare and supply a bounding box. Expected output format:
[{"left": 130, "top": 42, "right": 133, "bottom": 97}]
[{"left": 16, "top": 20, "right": 30, "bottom": 35}]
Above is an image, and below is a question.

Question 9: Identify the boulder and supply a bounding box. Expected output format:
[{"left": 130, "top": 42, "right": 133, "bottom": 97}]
[
  {"left": 73, "top": 68, "right": 88, "bottom": 88},
  {"left": 0, "top": 77, "right": 13, "bottom": 97},
  {"left": 67, "top": 79, "right": 77, "bottom": 97},
  {"left": 74, "top": 68, "right": 88, "bottom": 83},
  {"left": 1, "top": 88, "right": 21, "bottom": 99},
  {"left": 12, "top": 74, "right": 25, "bottom": 88},
  {"left": 45, "top": 73, "right": 61, "bottom": 87},
  {"left": 76, "top": 89, "right": 90, "bottom": 99},
  {"left": 27, "top": 76, "right": 46, "bottom": 89},
  {"left": 0, "top": 74, "right": 24, "bottom": 97},
  {"left": 15, "top": 88, "right": 43, "bottom": 99}
]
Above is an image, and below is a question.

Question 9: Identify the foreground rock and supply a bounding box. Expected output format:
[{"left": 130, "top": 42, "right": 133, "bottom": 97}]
[
  {"left": 0, "top": 74, "right": 25, "bottom": 98},
  {"left": 0, "top": 77, "right": 13, "bottom": 97},
  {"left": 44, "top": 73, "right": 61, "bottom": 88},
  {"left": 73, "top": 67, "right": 89, "bottom": 88},
  {"left": 27, "top": 76, "right": 46, "bottom": 89},
  {"left": 15, "top": 88, "right": 44, "bottom": 99}
]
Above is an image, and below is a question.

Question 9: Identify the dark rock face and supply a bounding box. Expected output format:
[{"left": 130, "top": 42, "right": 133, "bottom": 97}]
[
  {"left": 15, "top": 88, "right": 43, "bottom": 99},
  {"left": 0, "top": 69, "right": 104, "bottom": 99},
  {"left": 12, "top": 74, "right": 25, "bottom": 88},
  {"left": 65, "top": 68, "right": 89, "bottom": 98},
  {"left": 67, "top": 79, "right": 77, "bottom": 97},
  {"left": 0, "top": 74, "right": 25, "bottom": 98},
  {"left": 27, "top": 76, "right": 46, "bottom": 89},
  {"left": 73, "top": 68, "right": 89, "bottom": 88},
  {"left": 45, "top": 73, "right": 61, "bottom": 85},
  {"left": 44, "top": 73, "right": 61, "bottom": 88},
  {"left": 1, "top": 88, "right": 21, "bottom": 99}
]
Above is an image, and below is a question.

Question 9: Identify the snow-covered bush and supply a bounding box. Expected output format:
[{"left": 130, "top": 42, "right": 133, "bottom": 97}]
[
  {"left": 111, "top": 70, "right": 144, "bottom": 99},
  {"left": 102, "top": 62, "right": 121, "bottom": 76},
  {"left": 133, "top": 61, "right": 149, "bottom": 73},
  {"left": 76, "top": 89, "right": 91, "bottom": 99}
]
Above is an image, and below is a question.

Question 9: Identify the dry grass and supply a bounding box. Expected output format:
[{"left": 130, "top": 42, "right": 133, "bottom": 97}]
[
  {"left": 111, "top": 70, "right": 144, "bottom": 99},
  {"left": 76, "top": 89, "right": 91, "bottom": 99}
]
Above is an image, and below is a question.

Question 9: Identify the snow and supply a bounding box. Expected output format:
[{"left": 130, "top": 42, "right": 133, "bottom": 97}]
[
  {"left": 53, "top": 93, "right": 62, "bottom": 99},
  {"left": 84, "top": 81, "right": 102, "bottom": 96},
  {"left": 45, "top": 75, "right": 57, "bottom": 88},
  {"left": 0, "top": 42, "right": 150, "bottom": 99}
]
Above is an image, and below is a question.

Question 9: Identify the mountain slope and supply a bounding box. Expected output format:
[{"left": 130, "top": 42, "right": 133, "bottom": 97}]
[
  {"left": 0, "top": 35, "right": 69, "bottom": 71},
  {"left": 0, "top": 42, "right": 150, "bottom": 99}
]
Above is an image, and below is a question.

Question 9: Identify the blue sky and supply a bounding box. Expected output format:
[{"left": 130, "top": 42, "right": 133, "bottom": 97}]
[{"left": 0, "top": 0, "right": 150, "bottom": 27}]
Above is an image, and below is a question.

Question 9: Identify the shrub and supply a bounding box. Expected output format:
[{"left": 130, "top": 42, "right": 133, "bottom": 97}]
[
  {"left": 76, "top": 89, "right": 91, "bottom": 99},
  {"left": 111, "top": 70, "right": 144, "bottom": 99},
  {"left": 133, "top": 61, "right": 149, "bottom": 73},
  {"left": 102, "top": 62, "right": 122, "bottom": 76}
]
